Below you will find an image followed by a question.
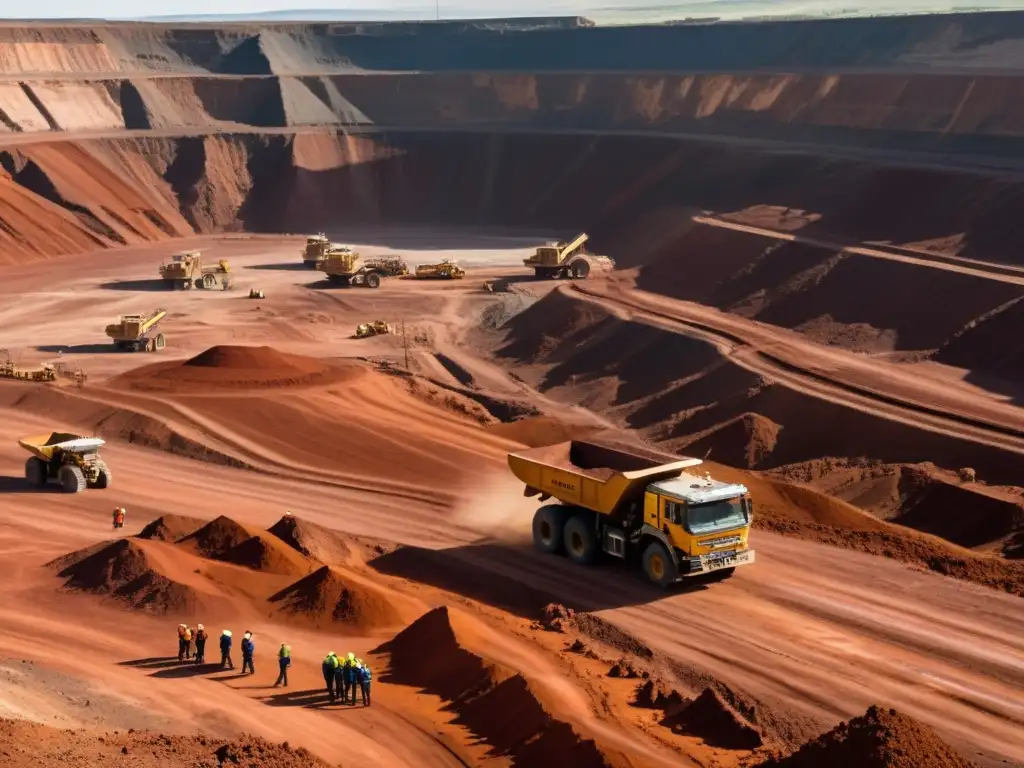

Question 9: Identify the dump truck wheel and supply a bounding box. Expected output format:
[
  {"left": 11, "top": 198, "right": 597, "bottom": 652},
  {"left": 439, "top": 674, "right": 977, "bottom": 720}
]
[
  {"left": 569, "top": 259, "right": 591, "bottom": 279},
  {"left": 365, "top": 272, "right": 381, "bottom": 289},
  {"left": 146, "top": 338, "right": 156, "bottom": 352},
  {"left": 203, "top": 273, "right": 217, "bottom": 289},
  {"left": 563, "top": 515, "right": 598, "bottom": 565},
  {"left": 58, "top": 465, "right": 86, "bottom": 494},
  {"left": 155, "top": 333, "right": 166, "bottom": 350},
  {"left": 25, "top": 457, "right": 47, "bottom": 487},
  {"left": 642, "top": 542, "right": 678, "bottom": 589},
  {"left": 532, "top": 506, "right": 568, "bottom": 554},
  {"left": 91, "top": 467, "right": 112, "bottom": 490}
]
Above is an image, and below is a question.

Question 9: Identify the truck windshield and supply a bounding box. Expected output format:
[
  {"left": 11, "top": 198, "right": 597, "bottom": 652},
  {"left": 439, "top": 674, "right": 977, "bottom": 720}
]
[{"left": 686, "top": 498, "right": 747, "bottom": 535}]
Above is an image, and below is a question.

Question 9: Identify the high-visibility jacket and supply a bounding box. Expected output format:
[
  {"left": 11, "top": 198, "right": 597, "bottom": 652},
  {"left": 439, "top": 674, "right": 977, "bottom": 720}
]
[
  {"left": 323, "top": 654, "right": 338, "bottom": 670},
  {"left": 279, "top": 645, "right": 291, "bottom": 659}
]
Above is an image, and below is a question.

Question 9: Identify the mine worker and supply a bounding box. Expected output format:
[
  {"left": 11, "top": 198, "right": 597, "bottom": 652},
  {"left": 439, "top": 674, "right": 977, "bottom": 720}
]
[
  {"left": 177, "top": 624, "right": 188, "bottom": 661},
  {"left": 219, "top": 629, "right": 234, "bottom": 669},
  {"left": 183, "top": 625, "right": 194, "bottom": 660},
  {"left": 112, "top": 507, "right": 126, "bottom": 530},
  {"left": 194, "top": 624, "right": 208, "bottom": 664},
  {"left": 241, "top": 631, "right": 255, "bottom": 675},
  {"left": 337, "top": 653, "right": 356, "bottom": 705},
  {"left": 321, "top": 651, "right": 339, "bottom": 702},
  {"left": 275, "top": 643, "right": 292, "bottom": 688},
  {"left": 357, "top": 662, "right": 372, "bottom": 707}
]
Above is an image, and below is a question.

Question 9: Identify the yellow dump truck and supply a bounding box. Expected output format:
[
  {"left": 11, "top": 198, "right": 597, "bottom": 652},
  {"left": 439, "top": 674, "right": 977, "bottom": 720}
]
[
  {"left": 508, "top": 440, "right": 754, "bottom": 587},
  {"left": 159, "top": 251, "right": 231, "bottom": 290},
  {"left": 317, "top": 247, "right": 401, "bottom": 288},
  {"left": 523, "top": 233, "right": 614, "bottom": 280},
  {"left": 414, "top": 259, "right": 465, "bottom": 280},
  {"left": 105, "top": 308, "right": 167, "bottom": 352},
  {"left": 19, "top": 432, "right": 111, "bottom": 493},
  {"left": 303, "top": 234, "right": 332, "bottom": 268}
]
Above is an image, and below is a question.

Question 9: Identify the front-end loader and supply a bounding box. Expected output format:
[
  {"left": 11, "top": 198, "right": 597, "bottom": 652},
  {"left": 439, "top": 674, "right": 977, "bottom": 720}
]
[
  {"left": 523, "top": 233, "right": 613, "bottom": 280},
  {"left": 105, "top": 308, "right": 167, "bottom": 352},
  {"left": 355, "top": 320, "right": 393, "bottom": 338},
  {"left": 19, "top": 432, "right": 111, "bottom": 493},
  {"left": 414, "top": 259, "right": 466, "bottom": 280}
]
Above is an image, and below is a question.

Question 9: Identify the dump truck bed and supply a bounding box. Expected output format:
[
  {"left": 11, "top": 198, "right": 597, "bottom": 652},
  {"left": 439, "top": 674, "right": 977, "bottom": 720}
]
[
  {"left": 19, "top": 432, "right": 104, "bottom": 460},
  {"left": 508, "top": 440, "right": 700, "bottom": 516}
]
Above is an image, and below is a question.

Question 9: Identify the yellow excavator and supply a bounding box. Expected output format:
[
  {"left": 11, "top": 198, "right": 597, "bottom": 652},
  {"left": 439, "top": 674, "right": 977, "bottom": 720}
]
[{"left": 105, "top": 309, "right": 167, "bottom": 352}]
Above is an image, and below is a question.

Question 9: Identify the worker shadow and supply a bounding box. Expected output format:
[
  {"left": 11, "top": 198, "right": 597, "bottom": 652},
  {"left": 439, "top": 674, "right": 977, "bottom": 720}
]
[
  {"left": 35, "top": 344, "right": 119, "bottom": 354},
  {"left": 118, "top": 657, "right": 187, "bottom": 671},
  {"left": 99, "top": 279, "right": 169, "bottom": 292},
  {"left": 259, "top": 688, "right": 335, "bottom": 709},
  {"left": 370, "top": 541, "right": 710, "bottom": 619},
  {"left": 150, "top": 663, "right": 225, "bottom": 679}
]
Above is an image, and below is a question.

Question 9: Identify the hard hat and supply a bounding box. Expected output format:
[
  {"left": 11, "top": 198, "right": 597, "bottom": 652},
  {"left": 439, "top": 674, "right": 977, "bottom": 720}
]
[
  {"left": 197, "top": 624, "right": 204, "bottom": 630},
  {"left": 328, "top": 651, "right": 335, "bottom": 656},
  {"left": 347, "top": 652, "right": 355, "bottom": 660},
  {"left": 222, "top": 630, "right": 232, "bottom": 637}
]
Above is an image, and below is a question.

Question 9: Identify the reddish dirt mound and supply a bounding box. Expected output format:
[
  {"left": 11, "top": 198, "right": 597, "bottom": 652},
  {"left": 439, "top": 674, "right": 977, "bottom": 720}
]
[
  {"left": 456, "top": 674, "right": 613, "bottom": 766},
  {"left": 270, "top": 565, "right": 402, "bottom": 631},
  {"left": 759, "top": 705, "right": 977, "bottom": 768},
  {"left": 373, "top": 606, "right": 495, "bottom": 700},
  {"left": 116, "top": 345, "right": 363, "bottom": 391},
  {"left": 176, "top": 515, "right": 252, "bottom": 559},
  {"left": 57, "top": 539, "right": 197, "bottom": 614},
  {"left": 137, "top": 514, "right": 206, "bottom": 542},
  {"left": 665, "top": 687, "right": 763, "bottom": 750},
  {"left": 268, "top": 514, "right": 398, "bottom": 565},
  {"left": 0, "top": 719, "right": 332, "bottom": 768},
  {"left": 486, "top": 415, "right": 605, "bottom": 448},
  {"left": 218, "top": 533, "right": 313, "bottom": 577},
  {"left": 681, "top": 412, "right": 781, "bottom": 468}
]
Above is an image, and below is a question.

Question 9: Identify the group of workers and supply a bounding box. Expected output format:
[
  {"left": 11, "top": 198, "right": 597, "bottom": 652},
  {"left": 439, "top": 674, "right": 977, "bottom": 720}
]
[
  {"left": 322, "top": 652, "right": 372, "bottom": 706},
  {"left": 174, "top": 625, "right": 368, "bottom": 704}
]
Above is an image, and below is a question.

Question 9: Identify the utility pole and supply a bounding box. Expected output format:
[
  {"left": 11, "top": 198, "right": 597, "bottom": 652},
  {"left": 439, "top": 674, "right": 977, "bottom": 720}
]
[
  {"left": 402, "top": 318, "right": 410, "bottom": 371},
  {"left": 436, "top": 0, "right": 439, "bottom": 20}
]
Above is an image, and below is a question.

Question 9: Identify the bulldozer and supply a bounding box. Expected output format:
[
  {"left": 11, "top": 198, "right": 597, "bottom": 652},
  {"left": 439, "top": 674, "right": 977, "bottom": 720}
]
[
  {"left": 105, "top": 309, "right": 167, "bottom": 352},
  {"left": 523, "top": 232, "right": 613, "bottom": 280},
  {"left": 248, "top": 289, "right": 266, "bottom": 299},
  {"left": 414, "top": 259, "right": 466, "bottom": 280},
  {"left": 317, "top": 247, "right": 395, "bottom": 288},
  {"left": 355, "top": 320, "right": 393, "bottom": 338},
  {"left": 19, "top": 432, "right": 111, "bottom": 493},
  {"left": 159, "top": 251, "right": 231, "bottom": 290}
]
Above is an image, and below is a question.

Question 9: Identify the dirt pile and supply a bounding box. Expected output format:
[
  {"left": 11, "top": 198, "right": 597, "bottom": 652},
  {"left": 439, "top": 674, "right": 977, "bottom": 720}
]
[
  {"left": 0, "top": 719, "right": 332, "bottom": 768},
  {"left": 682, "top": 413, "right": 782, "bottom": 469},
  {"left": 487, "top": 415, "right": 605, "bottom": 448},
  {"left": 218, "top": 533, "right": 314, "bottom": 577},
  {"left": 376, "top": 606, "right": 621, "bottom": 766},
  {"left": 56, "top": 539, "right": 197, "bottom": 614},
  {"left": 269, "top": 565, "right": 401, "bottom": 631},
  {"left": 117, "top": 345, "right": 360, "bottom": 391},
  {"left": 665, "top": 688, "right": 763, "bottom": 750},
  {"left": 136, "top": 514, "right": 206, "bottom": 542},
  {"left": 759, "top": 705, "right": 977, "bottom": 768},
  {"left": 176, "top": 515, "right": 252, "bottom": 559},
  {"left": 268, "top": 514, "right": 398, "bottom": 565},
  {"left": 374, "top": 606, "right": 495, "bottom": 700}
]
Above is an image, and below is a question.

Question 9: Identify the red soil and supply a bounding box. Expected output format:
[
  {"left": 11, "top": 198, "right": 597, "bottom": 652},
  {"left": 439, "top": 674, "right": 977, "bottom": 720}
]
[
  {"left": 664, "top": 687, "right": 763, "bottom": 750},
  {"left": 269, "top": 565, "right": 402, "bottom": 631},
  {"left": 56, "top": 539, "right": 198, "bottom": 614},
  {"left": 0, "top": 719, "right": 332, "bottom": 768},
  {"left": 136, "top": 514, "right": 206, "bottom": 542},
  {"left": 117, "top": 345, "right": 362, "bottom": 391},
  {"left": 267, "top": 514, "right": 398, "bottom": 565},
  {"left": 759, "top": 705, "right": 978, "bottom": 768},
  {"left": 217, "top": 532, "right": 314, "bottom": 577},
  {"left": 175, "top": 515, "right": 253, "bottom": 559}
]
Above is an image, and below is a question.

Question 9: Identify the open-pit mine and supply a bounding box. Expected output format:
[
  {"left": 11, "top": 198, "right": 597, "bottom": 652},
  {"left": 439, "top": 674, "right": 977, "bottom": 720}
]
[{"left": 1, "top": 10, "right": 1023, "bottom": 768}]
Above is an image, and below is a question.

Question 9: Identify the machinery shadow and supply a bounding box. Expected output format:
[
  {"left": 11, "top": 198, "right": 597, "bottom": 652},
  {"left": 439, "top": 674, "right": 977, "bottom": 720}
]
[
  {"left": 0, "top": 476, "right": 59, "bottom": 494},
  {"left": 100, "top": 279, "right": 169, "bottom": 292},
  {"left": 247, "top": 263, "right": 311, "bottom": 271},
  {"left": 489, "top": 275, "right": 541, "bottom": 291},
  {"left": 35, "top": 344, "right": 118, "bottom": 354},
  {"left": 369, "top": 541, "right": 709, "bottom": 620}
]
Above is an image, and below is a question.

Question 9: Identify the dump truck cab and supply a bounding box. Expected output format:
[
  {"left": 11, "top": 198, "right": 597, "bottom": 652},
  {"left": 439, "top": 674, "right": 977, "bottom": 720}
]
[
  {"left": 303, "top": 234, "right": 332, "bottom": 267},
  {"left": 642, "top": 474, "right": 753, "bottom": 582},
  {"left": 508, "top": 440, "right": 754, "bottom": 588}
]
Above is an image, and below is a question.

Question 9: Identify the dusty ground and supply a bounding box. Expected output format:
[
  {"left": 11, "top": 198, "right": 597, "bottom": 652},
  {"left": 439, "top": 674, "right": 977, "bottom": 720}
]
[{"left": 0, "top": 234, "right": 1020, "bottom": 768}]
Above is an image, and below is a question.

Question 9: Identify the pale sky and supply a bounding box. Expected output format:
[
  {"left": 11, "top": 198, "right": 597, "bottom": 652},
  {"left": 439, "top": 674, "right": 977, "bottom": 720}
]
[{"left": 0, "top": 0, "right": 1017, "bottom": 22}]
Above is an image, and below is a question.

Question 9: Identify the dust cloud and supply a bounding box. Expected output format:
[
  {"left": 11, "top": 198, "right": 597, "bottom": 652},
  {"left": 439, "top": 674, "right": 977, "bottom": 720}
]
[{"left": 450, "top": 470, "right": 537, "bottom": 543}]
